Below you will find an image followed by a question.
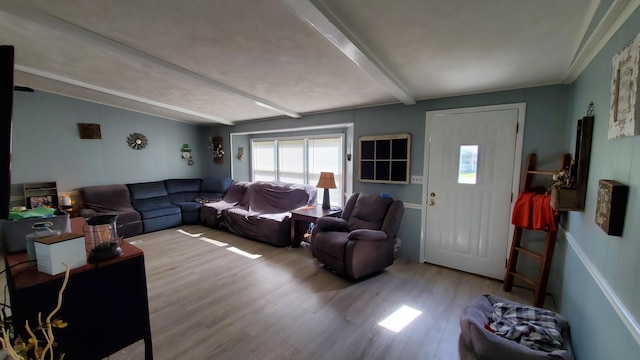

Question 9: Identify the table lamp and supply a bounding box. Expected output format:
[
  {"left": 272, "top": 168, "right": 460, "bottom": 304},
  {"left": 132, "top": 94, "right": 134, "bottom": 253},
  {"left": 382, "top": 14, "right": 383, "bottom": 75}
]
[{"left": 316, "top": 172, "right": 337, "bottom": 209}]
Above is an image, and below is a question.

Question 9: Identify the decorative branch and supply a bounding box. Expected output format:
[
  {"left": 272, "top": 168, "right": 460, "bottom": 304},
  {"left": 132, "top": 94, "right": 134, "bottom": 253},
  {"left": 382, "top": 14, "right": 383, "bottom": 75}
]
[{"left": 2, "top": 262, "right": 70, "bottom": 360}]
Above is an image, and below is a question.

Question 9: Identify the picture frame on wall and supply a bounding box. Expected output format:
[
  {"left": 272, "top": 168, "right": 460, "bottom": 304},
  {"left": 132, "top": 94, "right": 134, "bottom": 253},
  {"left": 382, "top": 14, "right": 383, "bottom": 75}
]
[
  {"left": 27, "top": 195, "right": 56, "bottom": 209},
  {"left": 609, "top": 31, "right": 640, "bottom": 139}
]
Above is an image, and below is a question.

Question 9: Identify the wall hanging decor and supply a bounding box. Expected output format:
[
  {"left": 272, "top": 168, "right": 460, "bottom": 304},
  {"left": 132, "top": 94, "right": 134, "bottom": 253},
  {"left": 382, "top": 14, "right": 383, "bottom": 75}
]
[
  {"left": 78, "top": 123, "right": 102, "bottom": 139},
  {"left": 209, "top": 136, "right": 224, "bottom": 163},
  {"left": 237, "top": 146, "right": 244, "bottom": 161},
  {"left": 561, "top": 102, "right": 594, "bottom": 211},
  {"left": 126, "top": 132, "right": 148, "bottom": 150},
  {"left": 181, "top": 143, "right": 192, "bottom": 159},
  {"left": 358, "top": 133, "right": 410, "bottom": 184},
  {"left": 181, "top": 143, "right": 193, "bottom": 165},
  {"left": 551, "top": 103, "right": 594, "bottom": 211},
  {"left": 609, "top": 31, "right": 640, "bottom": 139},
  {"left": 595, "top": 179, "right": 629, "bottom": 236}
]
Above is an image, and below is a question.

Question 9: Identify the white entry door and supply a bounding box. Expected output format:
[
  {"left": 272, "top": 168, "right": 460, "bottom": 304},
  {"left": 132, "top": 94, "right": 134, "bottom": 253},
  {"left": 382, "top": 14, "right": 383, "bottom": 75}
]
[{"left": 422, "top": 104, "right": 523, "bottom": 279}]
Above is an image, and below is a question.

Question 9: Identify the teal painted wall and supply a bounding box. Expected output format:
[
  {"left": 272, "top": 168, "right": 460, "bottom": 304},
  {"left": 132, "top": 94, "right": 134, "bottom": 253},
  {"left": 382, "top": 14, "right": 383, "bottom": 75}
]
[
  {"left": 207, "top": 84, "right": 570, "bottom": 261},
  {"left": 11, "top": 91, "right": 204, "bottom": 195},
  {"left": 550, "top": 7, "right": 640, "bottom": 360}
]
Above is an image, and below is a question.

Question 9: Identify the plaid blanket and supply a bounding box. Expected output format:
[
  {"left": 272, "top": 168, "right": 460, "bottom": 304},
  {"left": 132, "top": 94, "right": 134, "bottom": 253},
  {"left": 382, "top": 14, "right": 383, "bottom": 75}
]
[{"left": 487, "top": 302, "right": 564, "bottom": 352}]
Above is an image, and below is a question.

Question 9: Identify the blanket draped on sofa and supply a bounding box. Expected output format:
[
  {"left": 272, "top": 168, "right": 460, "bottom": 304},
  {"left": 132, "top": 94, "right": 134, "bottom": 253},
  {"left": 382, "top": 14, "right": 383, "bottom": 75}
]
[{"left": 222, "top": 182, "right": 317, "bottom": 247}]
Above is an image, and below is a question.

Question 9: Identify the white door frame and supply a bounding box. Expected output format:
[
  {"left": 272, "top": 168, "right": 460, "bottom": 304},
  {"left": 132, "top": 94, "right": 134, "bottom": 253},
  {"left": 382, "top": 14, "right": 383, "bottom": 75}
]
[{"left": 419, "top": 103, "right": 526, "bottom": 263}]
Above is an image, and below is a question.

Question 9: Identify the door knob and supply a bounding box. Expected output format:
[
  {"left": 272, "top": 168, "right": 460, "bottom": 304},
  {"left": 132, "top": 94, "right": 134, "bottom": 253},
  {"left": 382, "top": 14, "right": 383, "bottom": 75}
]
[{"left": 428, "top": 200, "right": 435, "bottom": 206}]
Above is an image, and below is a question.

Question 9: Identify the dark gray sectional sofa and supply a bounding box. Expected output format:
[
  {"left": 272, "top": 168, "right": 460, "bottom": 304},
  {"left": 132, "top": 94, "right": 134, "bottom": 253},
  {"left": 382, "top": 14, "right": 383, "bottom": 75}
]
[
  {"left": 79, "top": 177, "right": 233, "bottom": 237},
  {"left": 79, "top": 179, "right": 317, "bottom": 247}
]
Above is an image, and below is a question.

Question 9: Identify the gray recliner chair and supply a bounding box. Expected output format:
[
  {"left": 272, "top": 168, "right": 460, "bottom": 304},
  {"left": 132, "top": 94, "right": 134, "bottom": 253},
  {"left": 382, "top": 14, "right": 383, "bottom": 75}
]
[{"left": 310, "top": 192, "right": 404, "bottom": 280}]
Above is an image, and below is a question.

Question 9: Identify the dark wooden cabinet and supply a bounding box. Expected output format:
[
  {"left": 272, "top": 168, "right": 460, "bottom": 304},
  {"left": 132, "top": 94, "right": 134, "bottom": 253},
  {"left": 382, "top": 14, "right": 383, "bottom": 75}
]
[{"left": 5, "top": 242, "right": 153, "bottom": 359}]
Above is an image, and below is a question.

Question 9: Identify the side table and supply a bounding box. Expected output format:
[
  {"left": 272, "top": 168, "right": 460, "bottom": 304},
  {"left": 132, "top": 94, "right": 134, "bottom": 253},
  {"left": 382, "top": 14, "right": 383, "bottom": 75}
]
[
  {"left": 290, "top": 206, "right": 342, "bottom": 247},
  {"left": 5, "top": 241, "right": 153, "bottom": 359}
]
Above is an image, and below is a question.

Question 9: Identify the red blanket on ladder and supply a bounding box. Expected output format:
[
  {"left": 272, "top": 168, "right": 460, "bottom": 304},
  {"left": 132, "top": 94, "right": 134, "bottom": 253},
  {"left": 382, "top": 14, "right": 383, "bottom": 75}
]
[{"left": 511, "top": 191, "right": 557, "bottom": 231}]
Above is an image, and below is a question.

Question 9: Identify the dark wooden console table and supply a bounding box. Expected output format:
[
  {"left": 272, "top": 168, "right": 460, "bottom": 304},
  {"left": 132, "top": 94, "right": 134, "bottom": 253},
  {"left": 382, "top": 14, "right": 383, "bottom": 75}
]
[{"left": 5, "top": 241, "right": 153, "bottom": 359}]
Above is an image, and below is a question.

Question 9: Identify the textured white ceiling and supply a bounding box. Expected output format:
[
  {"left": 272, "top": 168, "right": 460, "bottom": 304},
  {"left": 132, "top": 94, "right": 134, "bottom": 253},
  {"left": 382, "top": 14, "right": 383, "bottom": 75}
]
[{"left": 0, "top": 0, "right": 597, "bottom": 125}]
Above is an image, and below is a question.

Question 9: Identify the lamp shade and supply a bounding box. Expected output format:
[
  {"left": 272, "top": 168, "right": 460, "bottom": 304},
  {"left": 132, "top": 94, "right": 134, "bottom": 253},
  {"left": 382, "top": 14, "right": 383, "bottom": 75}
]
[{"left": 316, "top": 172, "right": 337, "bottom": 189}]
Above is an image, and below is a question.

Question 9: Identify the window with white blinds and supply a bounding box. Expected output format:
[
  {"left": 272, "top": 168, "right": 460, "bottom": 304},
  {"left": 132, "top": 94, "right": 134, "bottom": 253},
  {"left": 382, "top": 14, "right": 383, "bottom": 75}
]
[
  {"left": 251, "top": 135, "right": 343, "bottom": 207},
  {"left": 252, "top": 140, "right": 276, "bottom": 181}
]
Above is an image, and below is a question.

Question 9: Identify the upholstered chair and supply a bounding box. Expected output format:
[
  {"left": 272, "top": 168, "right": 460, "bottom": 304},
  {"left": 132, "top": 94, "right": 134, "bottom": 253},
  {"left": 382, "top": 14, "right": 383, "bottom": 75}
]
[{"left": 310, "top": 192, "right": 404, "bottom": 280}]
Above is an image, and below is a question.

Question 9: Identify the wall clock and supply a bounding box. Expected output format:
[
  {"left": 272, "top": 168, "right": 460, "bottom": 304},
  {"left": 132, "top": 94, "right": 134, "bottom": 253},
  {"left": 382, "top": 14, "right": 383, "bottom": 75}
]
[{"left": 127, "top": 133, "right": 148, "bottom": 150}]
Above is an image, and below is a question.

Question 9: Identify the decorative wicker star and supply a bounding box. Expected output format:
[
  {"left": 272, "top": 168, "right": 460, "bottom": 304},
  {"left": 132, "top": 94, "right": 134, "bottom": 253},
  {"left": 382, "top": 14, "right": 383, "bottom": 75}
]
[{"left": 127, "top": 133, "right": 148, "bottom": 150}]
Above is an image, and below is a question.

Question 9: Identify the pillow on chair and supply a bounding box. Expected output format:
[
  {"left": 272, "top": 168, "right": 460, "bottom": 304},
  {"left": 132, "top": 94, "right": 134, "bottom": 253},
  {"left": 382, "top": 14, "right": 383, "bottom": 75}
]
[{"left": 347, "top": 193, "right": 393, "bottom": 231}]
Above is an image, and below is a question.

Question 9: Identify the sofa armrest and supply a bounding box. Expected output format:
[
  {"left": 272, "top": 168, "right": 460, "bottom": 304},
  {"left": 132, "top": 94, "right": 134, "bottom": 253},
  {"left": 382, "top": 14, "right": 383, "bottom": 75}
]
[
  {"left": 348, "top": 229, "right": 387, "bottom": 241},
  {"left": 79, "top": 208, "right": 98, "bottom": 218},
  {"left": 84, "top": 202, "right": 118, "bottom": 212},
  {"left": 316, "top": 217, "right": 348, "bottom": 232}
]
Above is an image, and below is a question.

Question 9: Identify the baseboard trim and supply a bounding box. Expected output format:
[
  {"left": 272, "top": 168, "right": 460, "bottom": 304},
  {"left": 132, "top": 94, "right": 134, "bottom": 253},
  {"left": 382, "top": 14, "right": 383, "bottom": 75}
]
[{"left": 562, "top": 228, "right": 640, "bottom": 346}]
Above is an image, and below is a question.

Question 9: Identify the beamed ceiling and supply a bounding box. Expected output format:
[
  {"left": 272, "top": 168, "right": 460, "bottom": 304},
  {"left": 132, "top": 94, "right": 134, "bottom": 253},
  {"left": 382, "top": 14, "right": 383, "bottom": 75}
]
[{"left": 0, "top": 0, "right": 622, "bottom": 125}]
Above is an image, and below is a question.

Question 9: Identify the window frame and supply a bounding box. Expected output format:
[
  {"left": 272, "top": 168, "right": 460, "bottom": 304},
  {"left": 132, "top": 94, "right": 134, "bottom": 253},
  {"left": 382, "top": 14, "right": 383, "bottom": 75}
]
[{"left": 250, "top": 133, "right": 345, "bottom": 207}]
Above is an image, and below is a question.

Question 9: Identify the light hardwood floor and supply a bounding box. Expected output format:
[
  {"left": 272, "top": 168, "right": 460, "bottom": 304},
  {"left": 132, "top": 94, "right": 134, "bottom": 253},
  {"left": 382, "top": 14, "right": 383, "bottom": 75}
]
[
  {"left": 110, "top": 225, "right": 553, "bottom": 360},
  {"left": 11, "top": 225, "right": 552, "bottom": 360}
]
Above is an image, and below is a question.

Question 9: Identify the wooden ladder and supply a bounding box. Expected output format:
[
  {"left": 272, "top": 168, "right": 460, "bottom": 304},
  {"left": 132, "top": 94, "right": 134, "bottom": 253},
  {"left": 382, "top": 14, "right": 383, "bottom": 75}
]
[{"left": 503, "top": 153, "right": 571, "bottom": 308}]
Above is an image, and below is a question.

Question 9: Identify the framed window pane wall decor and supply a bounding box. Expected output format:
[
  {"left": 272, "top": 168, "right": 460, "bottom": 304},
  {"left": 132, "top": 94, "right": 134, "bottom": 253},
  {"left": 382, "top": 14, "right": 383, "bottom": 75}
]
[{"left": 358, "top": 133, "right": 411, "bottom": 184}]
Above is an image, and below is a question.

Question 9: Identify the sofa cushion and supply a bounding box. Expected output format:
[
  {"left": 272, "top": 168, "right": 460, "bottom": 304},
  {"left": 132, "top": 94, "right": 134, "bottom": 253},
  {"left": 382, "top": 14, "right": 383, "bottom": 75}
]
[
  {"left": 137, "top": 205, "right": 181, "bottom": 220},
  {"left": 165, "top": 179, "right": 202, "bottom": 203},
  {"left": 223, "top": 182, "right": 250, "bottom": 203},
  {"left": 80, "top": 184, "right": 138, "bottom": 213},
  {"left": 222, "top": 207, "right": 292, "bottom": 247},
  {"left": 201, "top": 177, "right": 233, "bottom": 194},
  {"left": 79, "top": 184, "right": 142, "bottom": 238},
  {"left": 312, "top": 231, "right": 350, "bottom": 273},
  {"left": 132, "top": 196, "right": 174, "bottom": 210},
  {"left": 348, "top": 193, "right": 393, "bottom": 231},
  {"left": 174, "top": 201, "right": 202, "bottom": 213},
  {"left": 128, "top": 181, "right": 169, "bottom": 200},
  {"left": 165, "top": 179, "right": 201, "bottom": 193},
  {"left": 127, "top": 181, "right": 179, "bottom": 222}
]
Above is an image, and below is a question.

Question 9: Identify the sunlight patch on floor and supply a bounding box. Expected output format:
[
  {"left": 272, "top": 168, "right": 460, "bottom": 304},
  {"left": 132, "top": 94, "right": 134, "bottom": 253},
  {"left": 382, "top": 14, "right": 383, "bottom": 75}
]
[
  {"left": 198, "top": 237, "right": 228, "bottom": 247},
  {"left": 176, "top": 229, "right": 204, "bottom": 237},
  {"left": 226, "top": 246, "right": 262, "bottom": 259},
  {"left": 378, "top": 305, "right": 422, "bottom": 333},
  {"left": 178, "top": 228, "right": 262, "bottom": 259}
]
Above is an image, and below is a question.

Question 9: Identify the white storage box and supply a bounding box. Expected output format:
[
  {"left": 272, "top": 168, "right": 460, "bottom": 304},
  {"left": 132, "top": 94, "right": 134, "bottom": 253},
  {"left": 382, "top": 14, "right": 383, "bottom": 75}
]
[{"left": 34, "top": 233, "right": 87, "bottom": 275}]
